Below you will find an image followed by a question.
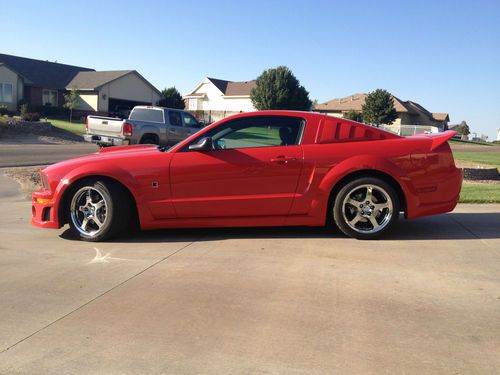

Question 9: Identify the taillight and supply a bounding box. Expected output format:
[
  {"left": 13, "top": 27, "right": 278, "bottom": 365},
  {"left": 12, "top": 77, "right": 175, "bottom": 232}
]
[
  {"left": 122, "top": 122, "right": 133, "bottom": 137},
  {"left": 85, "top": 117, "right": 88, "bottom": 132}
]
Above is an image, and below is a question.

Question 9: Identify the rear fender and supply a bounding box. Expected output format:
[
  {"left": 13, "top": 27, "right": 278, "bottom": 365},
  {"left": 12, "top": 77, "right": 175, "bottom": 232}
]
[
  {"left": 138, "top": 125, "right": 160, "bottom": 143},
  {"left": 314, "top": 155, "right": 417, "bottom": 218}
]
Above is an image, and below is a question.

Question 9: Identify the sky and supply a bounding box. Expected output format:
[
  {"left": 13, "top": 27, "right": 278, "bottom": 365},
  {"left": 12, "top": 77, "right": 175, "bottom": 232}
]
[{"left": 3, "top": 0, "right": 500, "bottom": 139}]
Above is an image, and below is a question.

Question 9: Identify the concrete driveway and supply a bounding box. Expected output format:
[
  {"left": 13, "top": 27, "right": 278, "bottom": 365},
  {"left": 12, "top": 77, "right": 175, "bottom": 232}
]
[{"left": 0, "top": 175, "right": 499, "bottom": 374}]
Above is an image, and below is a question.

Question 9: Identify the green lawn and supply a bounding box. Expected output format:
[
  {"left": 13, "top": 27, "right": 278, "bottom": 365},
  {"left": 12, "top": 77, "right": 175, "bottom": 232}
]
[
  {"left": 452, "top": 152, "right": 500, "bottom": 167},
  {"left": 449, "top": 139, "right": 491, "bottom": 146},
  {"left": 46, "top": 117, "right": 86, "bottom": 136},
  {"left": 460, "top": 184, "right": 500, "bottom": 203}
]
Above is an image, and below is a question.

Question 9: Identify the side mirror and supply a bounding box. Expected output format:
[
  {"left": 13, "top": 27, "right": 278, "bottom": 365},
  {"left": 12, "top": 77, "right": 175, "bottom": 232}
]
[
  {"left": 197, "top": 120, "right": 205, "bottom": 128},
  {"left": 188, "top": 137, "right": 213, "bottom": 151}
]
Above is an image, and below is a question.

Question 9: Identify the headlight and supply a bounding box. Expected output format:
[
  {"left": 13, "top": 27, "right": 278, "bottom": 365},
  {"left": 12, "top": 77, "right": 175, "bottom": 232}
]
[{"left": 41, "top": 173, "right": 49, "bottom": 190}]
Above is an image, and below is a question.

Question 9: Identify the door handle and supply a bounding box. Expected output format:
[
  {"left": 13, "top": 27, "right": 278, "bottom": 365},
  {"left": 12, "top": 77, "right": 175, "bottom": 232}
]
[{"left": 270, "top": 156, "right": 297, "bottom": 164}]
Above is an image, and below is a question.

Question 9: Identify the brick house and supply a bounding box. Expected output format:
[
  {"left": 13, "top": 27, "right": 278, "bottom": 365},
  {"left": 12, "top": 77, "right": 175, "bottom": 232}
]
[{"left": 0, "top": 53, "right": 160, "bottom": 115}]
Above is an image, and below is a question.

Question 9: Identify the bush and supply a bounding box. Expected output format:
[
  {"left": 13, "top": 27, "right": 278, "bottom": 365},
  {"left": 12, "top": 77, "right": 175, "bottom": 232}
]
[
  {"left": 343, "top": 110, "right": 363, "bottom": 122},
  {"left": 17, "top": 99, "right": 28, "bottom": 112},
  {"left": 20, "top": 103, "right": 29, "bottom": 117},
  {"left": 0, "top": 105, "right": 8, "bottom": 115},
  {"left": 33, "top": 105, "right": 68, "bottom": 117},
  {"left": 21, "top": 112, "right": 41, "bottom": 122}
]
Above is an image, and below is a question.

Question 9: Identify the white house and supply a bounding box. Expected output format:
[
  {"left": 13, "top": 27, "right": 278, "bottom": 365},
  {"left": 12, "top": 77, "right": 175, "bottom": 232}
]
[{"left": 184, "top": 77, "right": 256, "bottom": 122}]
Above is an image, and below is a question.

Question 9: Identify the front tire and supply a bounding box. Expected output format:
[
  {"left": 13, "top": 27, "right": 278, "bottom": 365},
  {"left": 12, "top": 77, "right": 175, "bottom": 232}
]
[
  {"left": 68, "top": 179, "right": 130, "bottom": 241},
  {"left": 332, "top": 177, "right": 400, "bottom": 240}
]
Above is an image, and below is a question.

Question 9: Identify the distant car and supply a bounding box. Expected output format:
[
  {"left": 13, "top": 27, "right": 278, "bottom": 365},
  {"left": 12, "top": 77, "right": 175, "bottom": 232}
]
[
  {"left": 84, "top": 106, "right": 204, "bottom": 147},
  {"left": 32, "top": 111, "right": 462, "bottom": 241}
]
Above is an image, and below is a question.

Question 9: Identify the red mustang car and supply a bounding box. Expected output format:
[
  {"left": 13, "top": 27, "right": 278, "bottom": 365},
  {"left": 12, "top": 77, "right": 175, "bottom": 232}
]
[{"left": 32, "top": 111, "right": 462, "bottom": 241}]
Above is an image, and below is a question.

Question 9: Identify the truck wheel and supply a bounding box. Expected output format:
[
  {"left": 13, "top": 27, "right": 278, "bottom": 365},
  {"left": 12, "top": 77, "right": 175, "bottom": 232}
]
[
  {"left": 332, "top": 177, "right": 400, "bottom": 240},
  {"left": 140, "top": 136, "right": 158, "bottom": 145},
  {"left": 68, "top": 179, "right": 130, "bottom": 242}
]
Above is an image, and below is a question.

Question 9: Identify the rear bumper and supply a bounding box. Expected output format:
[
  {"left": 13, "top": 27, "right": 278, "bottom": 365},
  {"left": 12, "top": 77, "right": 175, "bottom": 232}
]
[
  {"left": 31, "top": 190, "right": 60, "bottom": 229},
  {"left": 408, "top": 167, "right": 463, "bottom": 219},
  {"left": 84, "top": 134, "right": 130, "bottom": 146}
]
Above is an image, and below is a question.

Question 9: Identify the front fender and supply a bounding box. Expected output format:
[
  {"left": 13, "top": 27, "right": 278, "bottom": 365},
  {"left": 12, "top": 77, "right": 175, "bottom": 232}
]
[{"left": 51, "top": 163, "right": 140, "bottom": 226}]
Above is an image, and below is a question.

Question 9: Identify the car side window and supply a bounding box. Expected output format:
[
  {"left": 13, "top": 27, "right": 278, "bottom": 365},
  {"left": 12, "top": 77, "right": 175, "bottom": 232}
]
[
  {"left": 169, "top": 111, "right": 182, "bottom": 126},
  {"left": 182, "top": 112, "right": 199, "bottom": 128},
  {"left": 184, "top": 116, "right": 304, "bottom": 151}
]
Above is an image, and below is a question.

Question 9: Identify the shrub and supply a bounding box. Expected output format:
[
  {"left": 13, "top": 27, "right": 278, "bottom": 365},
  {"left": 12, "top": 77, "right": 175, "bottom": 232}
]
[
  {"left": 17, "top": 98, "right": 28, "bottom": 111},
  {"left": 33, "top": 105, "right": 67, "bottom": 117},
  {"left": 20, "top": 103, "right": 29, "bottom": 118},
  {"left": 0, "top": 105, "right": 8, "bottom": 115},
  {"left": 343, "top": 110, "right": 363, "bottom": 122},
  {"left": 21, "top": 112, "right": 41, "bottom": 122}
]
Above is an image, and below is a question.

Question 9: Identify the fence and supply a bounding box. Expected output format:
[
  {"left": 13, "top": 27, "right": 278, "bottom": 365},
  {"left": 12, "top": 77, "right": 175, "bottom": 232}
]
[{"left": 379, "top": 124, "right": 440, "bottom": 136}]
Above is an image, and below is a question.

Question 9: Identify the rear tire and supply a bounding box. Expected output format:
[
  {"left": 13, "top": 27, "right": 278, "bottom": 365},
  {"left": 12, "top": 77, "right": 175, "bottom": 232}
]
[
  {"left": 67, "top": 179, "right": 130, "bottom": 242},
  {"left": 140, "top": 136, "right": 158, "bottom": 145},
  {"left": 332, "top": 177, "right": 400, "bottom": 240}
]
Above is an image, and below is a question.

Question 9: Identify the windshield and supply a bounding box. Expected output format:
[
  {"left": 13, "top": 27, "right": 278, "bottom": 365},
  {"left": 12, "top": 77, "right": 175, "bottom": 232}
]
[{"left": 129, "top": 108, "right": 164, "bottom": 123}]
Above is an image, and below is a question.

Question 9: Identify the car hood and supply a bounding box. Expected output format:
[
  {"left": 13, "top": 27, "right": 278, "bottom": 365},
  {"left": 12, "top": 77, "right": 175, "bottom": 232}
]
[{"left": 42, "top": 145, "right": 163, "bottom": 177}]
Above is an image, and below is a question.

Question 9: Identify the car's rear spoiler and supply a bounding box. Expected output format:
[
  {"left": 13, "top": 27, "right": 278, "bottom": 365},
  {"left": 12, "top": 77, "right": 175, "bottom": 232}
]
[{"left": 410, "top": 130, "right": 457, "bottom": 151}]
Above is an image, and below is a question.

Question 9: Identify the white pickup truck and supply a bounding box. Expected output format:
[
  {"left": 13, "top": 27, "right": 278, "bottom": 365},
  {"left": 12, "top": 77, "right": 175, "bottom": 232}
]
[{"left": 84, "top": 106, "right": 204, "bottom": 147}]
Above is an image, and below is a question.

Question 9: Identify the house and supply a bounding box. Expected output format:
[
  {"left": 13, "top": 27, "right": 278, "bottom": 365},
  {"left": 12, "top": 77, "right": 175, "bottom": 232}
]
[
  {"left": 0, "top": 53, "right": 94, "bottom": 112},
  {"left": 497, "top": 129, "right": 500, "bottom": 141},
  {"left": 183, "top": 77, "right": 256, "bottom": 122},
  {"left": 314, "top": 93, "right": 449, "bottom": 131},
  {"left": 0, "top": 53, "right": 160, "bottom": 115},
  {"left": 66, "top": 70, "right": 161, "bottom": 114}
]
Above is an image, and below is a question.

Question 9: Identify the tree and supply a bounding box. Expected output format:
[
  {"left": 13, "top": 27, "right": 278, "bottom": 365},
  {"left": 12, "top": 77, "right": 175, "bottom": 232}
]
[
  {"left": 159, "top": 87, "right": 184, "bottom": 109},
  {"left": 456, "top": 120, "right": 470, "bottom": 136},
  {"left": 250, "top": 66, "right": 312, "bottom": 111},
  {"left": 63, "top": 87, "right": 80, "bottom": 123},
  {"left": 343, "top": 110, "right": 363, "bottom": 123},
  {"left": 361, "top": 89, "right": 398, "bottom": 126}
]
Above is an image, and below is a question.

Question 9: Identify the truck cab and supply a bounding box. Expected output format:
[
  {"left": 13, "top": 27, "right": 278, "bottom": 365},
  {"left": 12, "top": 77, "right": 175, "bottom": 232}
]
[{"left": 84, "top": 106, "right": 204, "bottom": 147}]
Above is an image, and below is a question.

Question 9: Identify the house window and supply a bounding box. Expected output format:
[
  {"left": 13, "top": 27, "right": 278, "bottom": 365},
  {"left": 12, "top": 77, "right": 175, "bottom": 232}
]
[
  {"left": 188, "top": 98, "right": 198, "bottom": 110},
  {"left": 0, "top": 83, "right": 13, "bottom": 103},
  {"left": 42, "top": 89, "right": 58, "bottom": 106}
]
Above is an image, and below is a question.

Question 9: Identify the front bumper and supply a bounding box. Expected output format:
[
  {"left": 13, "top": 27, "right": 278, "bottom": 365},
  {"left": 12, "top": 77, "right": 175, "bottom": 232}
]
[
  {"left": 32, "top": 189, "right": 60, "bottom": 229},
  {"left": 84, "top": 134, "right": 130, "bottom": 146}
]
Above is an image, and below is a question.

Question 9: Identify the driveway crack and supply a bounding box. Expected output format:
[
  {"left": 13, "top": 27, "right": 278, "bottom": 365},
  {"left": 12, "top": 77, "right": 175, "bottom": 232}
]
[{"left": 0, "top": 239, "right": 199, "bottom": 354}]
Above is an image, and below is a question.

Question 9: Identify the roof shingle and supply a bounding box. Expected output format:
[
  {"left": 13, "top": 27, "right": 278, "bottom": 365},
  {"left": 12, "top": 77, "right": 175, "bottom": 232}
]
[
  {"left": 0, "top": 53, "right": 93, "bottom": 89},
  {"left": 198, "top": 77, "right": 256, "bottom": 96},
  {"left": 66, "top": 70, "right": 134, "bottom": 90},
  {"left": 314, "top": 93, "right": 416, "bottom": 114}
]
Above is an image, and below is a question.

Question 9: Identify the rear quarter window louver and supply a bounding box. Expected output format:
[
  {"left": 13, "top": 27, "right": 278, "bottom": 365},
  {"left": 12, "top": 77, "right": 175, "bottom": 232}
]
[{"left": 316, "top": 118, "right": 389, "bottom": 144}]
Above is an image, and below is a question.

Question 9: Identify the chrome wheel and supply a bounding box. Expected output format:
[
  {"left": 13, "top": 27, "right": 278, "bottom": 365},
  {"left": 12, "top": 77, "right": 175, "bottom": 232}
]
[
  {"left": 70, "top": 186, "right": 108, "bottom": 237},
  {"left": 341, "top": 184, "right": 393, "bottom": 234}
]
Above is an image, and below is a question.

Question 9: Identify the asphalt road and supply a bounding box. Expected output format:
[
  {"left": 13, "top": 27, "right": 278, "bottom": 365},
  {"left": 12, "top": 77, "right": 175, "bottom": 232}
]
[
  {"left": 0, "top": 174, "right": 499, "bottom": 374},
  {"left": 0, "top": 143, "right": 98, "bottom": 167}
]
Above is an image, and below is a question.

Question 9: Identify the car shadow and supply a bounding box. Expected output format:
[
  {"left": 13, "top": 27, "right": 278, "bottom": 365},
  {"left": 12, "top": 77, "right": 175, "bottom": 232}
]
[{"left": 59, "top": 211, "right": 500, "bottom": 243}]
